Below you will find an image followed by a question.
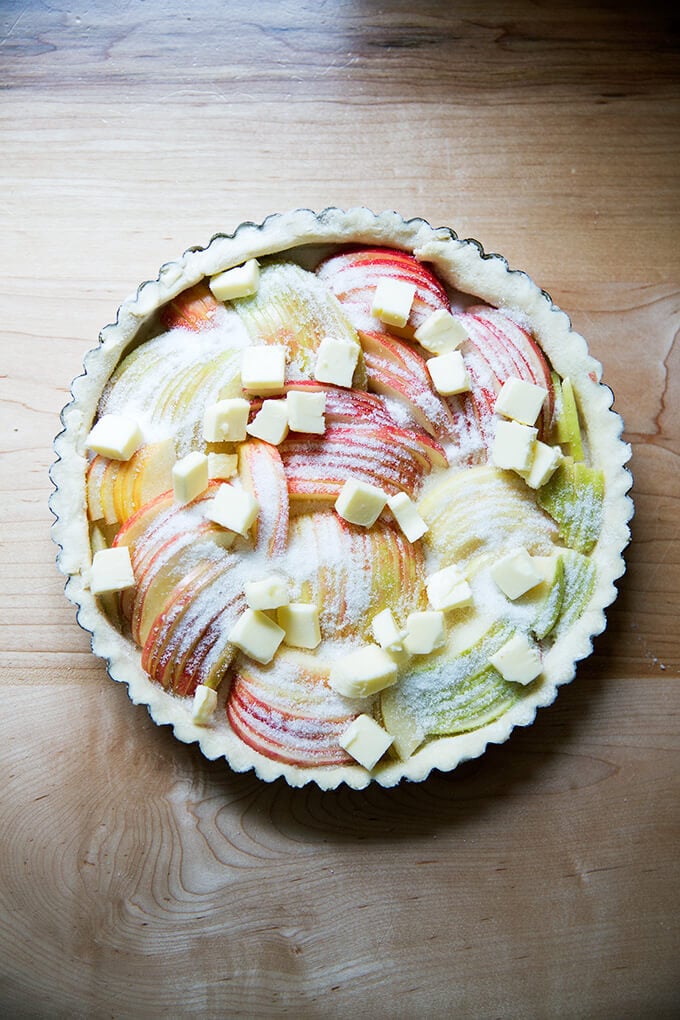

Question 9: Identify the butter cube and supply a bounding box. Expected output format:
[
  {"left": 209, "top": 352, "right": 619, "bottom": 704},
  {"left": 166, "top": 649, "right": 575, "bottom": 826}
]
[
  {"left": 203, "top": 397, "right": 250, "bottom": 443},
  {"left": 90, "top": 546, "right": 135, "bottom": 596},
  {"left": 191, "top": 684, "right": 218, "bottom": 725},
  {"left": 519, "top": 440, "right": 563, "bottom": 489},
  {"left": 286, "top": 389, "right": 326, "bottom": 434},
  {"left": 277, "top": 603, "right": 321, "bottom": 650},
  {"left": 414, "top": 308, "right": 469, "bottom": 355},
  {"left": 490, "top": 547, "right": 544, "bottom": 600},
  {"left": 335, "top": 478, "right": 388, "bottom": 528},
  {"left": 339, "top": 714, "right": 394, "bottom": 770},
  {"left": 86, "top": 414, "right": 143, "bottom": 461},
  {"left": 314, "top": 336, "right": 360, "bottom": 388},
  {"left": 489, "top": 633, "right": 542, "bottom": 685},
  {"left": 244, "top": 575, "right": 289, "bottom": 611},
  {"left": 425, "top": 564, "right": 473, "bottom": 612},
  {"left": 246, "top": 399, "right": 289, "bottom": 445},
  {"left": 209, "top": 259, "right": 260, "bottom": 302},
  {"left": 207, "top": 452, "right": 238, "bottom": 480},
  {"left": 205, "top": 484, "right": 259, "bottom": 536},
  {"left": 371, "top": 608, "right": 404, "bottom": 652},
  {"left": 491, "top": 419, "right": 538, "bottom": 472},
  {"left": 241, "top": 345, "right": 286, "bottom": 394},
  {"left": 426, "top": 350, "right": 471, "bottom": 396},
  {"left": 172, "top": 451, "right": 209, "bottom": 504},
  {"left": 403, "top": 611, "right": 446, "bottom": 655},
  {"left": 387, "top": 491, "right": 428, "bottom": 542},
  {"left": 329, "top": 645, "right": 399, "bottom": 698},
  {"left": 228, "top": 608, "right": 285, "bottom": 664},
  {"left": 495, "top": 377, "right": 548, "bottom": 426},
  {"left": 371, "top": 278, "right": 416, "bottom": 328}
]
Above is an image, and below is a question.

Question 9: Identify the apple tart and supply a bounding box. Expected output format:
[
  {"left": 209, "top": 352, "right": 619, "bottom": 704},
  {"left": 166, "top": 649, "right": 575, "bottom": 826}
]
[{"left": 51, "top": 208, "right": 632, "bottom": 788}]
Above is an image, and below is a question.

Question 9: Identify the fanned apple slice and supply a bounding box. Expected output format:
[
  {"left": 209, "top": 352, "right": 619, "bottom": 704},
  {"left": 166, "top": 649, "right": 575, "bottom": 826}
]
[
  {"left": 457, "top": 306, "right": 555, "bottom": 443},
  {"left": 238, "top": 438, "right": 289, "bottom": 556},
  {"left": 141, "top": 552, "right": 245, "bottom": 696},
  {"left": 316, "top": 246, "right": 450, "bottom": 340},
  {"left": 231, "top": 260, "right": 362, "bottom": 379},
  {"left": 281, "top": 421, "right": 442, "bottom": 500},
  {"left": 86, "top": 440, "right": 175, "bottom": 526},
  {"left": 537, "top": 457, "right": 604, "bottom": 554},
  {"left": 418, "top": 465, "right": 557, "bottom": 572},
  {"left": 381, "top": 614, "right": 530, "bottom": 747},
  {"left": 159, "top": 282, "right": 220, "bottom": 332},
  {"left": 227, "top": 649, "right": 362, "bottom": 767},
  {"left": 286, "top": 510, "right": 427, "bottom": 642},
  {"left": 359, "top": 329, "right": 458, "bottom": 439},
  {"left": 551, "top": 548, "right": 597, "bottom": 639},
  {"left": 99, "top": 331, "right": 243, "bottom": 451}
]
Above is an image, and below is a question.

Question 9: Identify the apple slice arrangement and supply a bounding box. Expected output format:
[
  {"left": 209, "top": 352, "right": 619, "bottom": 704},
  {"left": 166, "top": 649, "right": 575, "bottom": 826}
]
[{"left": 52, "top": 211, "right": 631, "bottom": 788}]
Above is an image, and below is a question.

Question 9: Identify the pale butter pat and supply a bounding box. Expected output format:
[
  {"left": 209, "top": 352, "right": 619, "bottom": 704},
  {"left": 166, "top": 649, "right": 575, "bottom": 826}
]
[
  {"left": 172, "top": 451, "right": 209, "bottom": 504},
  {"left": 403, "top": 611, "right": 446, "bottom": 655},
  {"left": 90, "top": 546, "right": 135, "bottom": 596},
  {"left": 519, "top": 440, "right": 563, "bottom": 489},
  {"left": 191, "top": 684, "right": 218, "bottom": 725},
  {"left": 335, "top": 478, "right": 388, "bottom": 528},
  {"left": 241, "top": 345, "right": 286, "bottom": 395},
  {"left": 209, "top": 259, "right": 260, "bottom": 302},
  {"left": 489, "top": 633, "right": 542, "bottom": 685},
  {"left": 203, "top": 397, "right": 250, "bottom": 443},
  {"left": 314, "top": 336, "right": 360, "bottom": 388},
  {"left": 286, "top": 389, "right": 326, "bottom": 434},
  {"left": 491, "top": 419, "right": 538, "bottom": 472},
  {"left": 371, "top": 277, "right": 416, "bottom": 328},
  {"left": 490, "top": 547, "right": 544, "bottom": 600},
  {"left": 339, "top": 714, "right": 394, "bottom": 771},
  {"left": 371, "top": 608, "right": 404, "bottom": 652},
  {"left": 228, "top": 608, "right": 285, "bottom": 665},
  {"left": 426, "top": 350, "right": 471, "bottom": 396},
  {"left": 208, "top": 452, "right": 238, "bottom": 480},
  {"left": 329, "top": 645, "right": 399, "bottom": 698},
  {"left": 244, "top": 575, "right": 289, "bottom": 611},
  {"left": 86, "top": 414, "right": 143, "bottom": 461},
  {"left": 246, "top": 399, "right": 289, "bottom": 445},
  {"left": 425, "top": 564, "right": 473, "bottom": 611},
  {"left": 495, "top": 377, "right": 548, "bottom": 426},
  {"left": 205, "top": 484, "right": 259, "bottom": 536},
  {"left": 387, "top": 491, "right": 428, "bottom": 542},
  {"left": 277, "top": 603, "right": 321, "bottom": 650},
  {"left": 414, "top": 308, "right": 469, "bottom": 355}
]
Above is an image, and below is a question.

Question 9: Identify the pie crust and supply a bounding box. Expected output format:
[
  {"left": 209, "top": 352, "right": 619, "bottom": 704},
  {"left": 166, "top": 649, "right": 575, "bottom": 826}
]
[{"left": 50, "top": 208, "right": 633, "bottom": 789}]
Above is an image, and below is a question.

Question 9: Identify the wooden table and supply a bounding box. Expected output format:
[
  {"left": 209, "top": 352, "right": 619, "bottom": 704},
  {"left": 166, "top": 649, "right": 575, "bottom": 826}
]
[{"left": 2, "top": 2, "right": 678, "bottom": 1016}]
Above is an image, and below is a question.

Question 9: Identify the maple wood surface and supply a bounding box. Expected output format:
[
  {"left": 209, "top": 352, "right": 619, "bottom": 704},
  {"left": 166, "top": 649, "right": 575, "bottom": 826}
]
[{"left": 1, "top": 2, "right": 678, "bottom": 1017}]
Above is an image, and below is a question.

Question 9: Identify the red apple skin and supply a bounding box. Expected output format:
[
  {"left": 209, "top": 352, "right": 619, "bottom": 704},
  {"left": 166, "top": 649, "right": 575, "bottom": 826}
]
[
  {"left": 226, "top": 654, "right": 359, "bottom": 767},
  {"left": 159, "top": 282, "right": 220, "bottom": 332},
  {"left": 316, "top": 246, "right": 450, "bottom": 339}
]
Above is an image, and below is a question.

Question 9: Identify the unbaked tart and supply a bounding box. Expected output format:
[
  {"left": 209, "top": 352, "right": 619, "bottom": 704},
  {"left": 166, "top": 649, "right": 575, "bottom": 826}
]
[{"left": 51, "top": 208, "right": 632, "bottom": 788}]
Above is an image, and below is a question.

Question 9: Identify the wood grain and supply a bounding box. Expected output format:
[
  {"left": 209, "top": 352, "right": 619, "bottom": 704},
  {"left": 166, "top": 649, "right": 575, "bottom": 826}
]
[{"left": 1, "top": 2, "right": 678, "bottom": 1017}]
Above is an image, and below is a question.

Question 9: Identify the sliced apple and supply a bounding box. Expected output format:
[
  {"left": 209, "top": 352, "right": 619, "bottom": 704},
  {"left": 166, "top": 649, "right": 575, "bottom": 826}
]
[
  {"left": 536, "top": 457, "right": 604, "bottom": 554},
  {"left": 227, "top": 649, "right": 362, "bottom": 767},
  {"left": 359, "top": 329, "right": 458, "bottom": 439},
  {"left": 551, "top": 548, "right": 597, "bottom": 639},
  {"left": 86, "top": 440, "right": 176, "bottom": 526},
  {"left": 418, "top": 465, "right": 557, "bottom": 572},
  {"left": 159, "top": 281, "right": 220, "bottom": 332},
  {"left": 231, "top": 260, "right": 362, "bottom": 378},
  {"left": 286, "top": 510, "right": 427, "bottom": 643},
  {"left": 316, "top": 246, "right": 451, "bottom": 341},
  {"left": 237, "top": 438, "right": 290, "bottom": 556},
  {"left": 552, "top": 374, "right": 585, "bottom": 461}
]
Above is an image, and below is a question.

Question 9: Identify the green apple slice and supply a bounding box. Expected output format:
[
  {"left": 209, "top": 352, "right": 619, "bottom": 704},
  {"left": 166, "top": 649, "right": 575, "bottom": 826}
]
[
  {"left": 537, "top": 457, "right": 604, "bottom": 554},
  {"left": 551, "top": 548, "right": 597, "bottom": 639},
  {"left": 552, "top": 374, "right": 584, "bottom": 461},
  {"left": 519, "top": 553, "right": 566, "bottom": 640}
]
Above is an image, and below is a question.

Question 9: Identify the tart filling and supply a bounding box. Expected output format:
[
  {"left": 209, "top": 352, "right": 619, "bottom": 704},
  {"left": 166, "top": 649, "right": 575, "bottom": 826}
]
[{"left": 50, "top": 208, "right": 632, "bottom": 789}]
